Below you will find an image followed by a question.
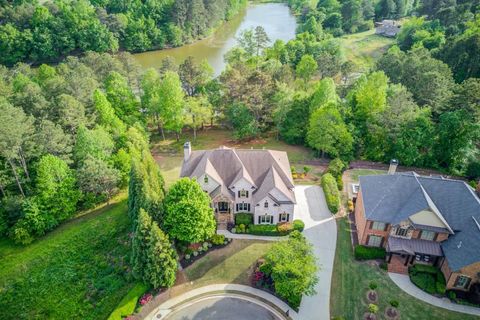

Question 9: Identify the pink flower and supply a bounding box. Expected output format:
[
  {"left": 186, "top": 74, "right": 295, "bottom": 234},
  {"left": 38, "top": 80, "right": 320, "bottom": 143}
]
[{"left": 139, "top": 293, "right": 153, "bottom": 306}]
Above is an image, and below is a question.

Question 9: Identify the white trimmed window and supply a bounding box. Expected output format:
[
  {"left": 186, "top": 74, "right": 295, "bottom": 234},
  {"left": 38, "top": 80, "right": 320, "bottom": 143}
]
[
  {"left": 372, "top": 221, "right": 386, "bottom": 230},
  {"left": 204, "top": 176, "right": 209, "bottom": 184},
  {"left": 420, "top": 230, "right": 436, "bottom": 241},
  {"left": 259, "top": 215, "right": 273, "bottom": 224},
  {"left": 454, "top": 275, "right": 471, "bottom": 289},
  {"left": 279, "top": 213, "right": 289, "bottom": 222},
  {"left": 367, "top": 235, "right": 382, "bottom": 247}
]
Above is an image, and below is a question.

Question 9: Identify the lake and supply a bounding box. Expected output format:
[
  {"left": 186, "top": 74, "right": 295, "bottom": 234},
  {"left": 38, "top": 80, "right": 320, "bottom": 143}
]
[{"left": 133, "top": 3, "right": 297, "bottom": 76}]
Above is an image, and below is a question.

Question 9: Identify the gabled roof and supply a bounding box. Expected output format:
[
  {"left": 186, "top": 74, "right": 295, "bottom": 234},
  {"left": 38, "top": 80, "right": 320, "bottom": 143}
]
[
  {"left": 359, "top": 173, "right": 480, "bottom": 271},
  {"left": 181, "top": 146, "right": 295, "bottom": 204}
]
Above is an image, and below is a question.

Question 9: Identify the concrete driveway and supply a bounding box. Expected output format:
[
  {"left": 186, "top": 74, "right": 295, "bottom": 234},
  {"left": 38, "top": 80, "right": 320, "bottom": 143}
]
[{"left": 294, "top": 185, "right": 337, "bottom": 320}]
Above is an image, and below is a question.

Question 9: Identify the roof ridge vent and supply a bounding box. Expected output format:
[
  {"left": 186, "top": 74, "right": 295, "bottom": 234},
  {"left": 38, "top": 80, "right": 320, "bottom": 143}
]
[{"left": 473, "top": 216, "right": 480, "bottom": 232}]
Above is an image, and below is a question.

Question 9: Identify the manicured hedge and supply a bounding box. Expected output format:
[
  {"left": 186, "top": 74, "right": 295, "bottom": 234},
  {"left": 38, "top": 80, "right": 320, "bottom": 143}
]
[
  {"left": 321, "top": 173, "right": 340, "bottom": 213},
  {"left": 235, "top": 213, "right": 254, "bottom": 225},
  {"left": 107, "top": 282, "right": 148, "bottom": 320},
  {"left": 354, "top": 245, "right": 386, "bottom": 260},
  {"left": 409, "top": 264, "right": 446, "bottom": 295},
  {"left": 248, "top": 224, "right": 281, "bottom": 236}
]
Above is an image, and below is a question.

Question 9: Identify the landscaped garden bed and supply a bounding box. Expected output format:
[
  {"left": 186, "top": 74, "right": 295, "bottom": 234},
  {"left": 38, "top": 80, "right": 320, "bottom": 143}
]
[
  {"left": 179, "top": 234, "right": 232, "bottom": 268},
  {"left": 231, "top": 218, "right": 305, "bottom": 237},
  {"left": 408, "top": 264, "right": 446, "bottom": 295}
]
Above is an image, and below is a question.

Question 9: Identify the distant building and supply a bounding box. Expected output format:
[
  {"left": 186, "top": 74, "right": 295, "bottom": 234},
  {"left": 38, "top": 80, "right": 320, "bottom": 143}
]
[{"left": 375, "top": 20, "right": 401, "bottom": 37}]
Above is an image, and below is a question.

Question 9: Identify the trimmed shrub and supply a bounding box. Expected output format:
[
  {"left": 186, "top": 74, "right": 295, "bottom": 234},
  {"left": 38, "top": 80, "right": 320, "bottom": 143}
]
[
  {"left": 248, "top": 224, "right": 282, "bottom": 236},
  {"left": 336, "top": 175, "right": 343, "bottom": 191},
  {"left": 389, "top": 299, "right": 399, "bottom": 308},
  {"left": 347, "top": 199, "right": 354, "bottom": 213},
  {"left": 235, "top": 213, "right": 253, "bottom": 226},
  {"left": 368, "top": 303, "right": 379, "bottom": 314},
  {"left": 369, "top": 281, "right": 378, "bottom": 290},
  {"left": 354, "top": 245, "right": 386, "bottom": 260},
  {"left": 277, "top": 222, "right": 293, "bottom": 234},
  {"left": 321, "top": 173, "right": 340, "bottom": 213},
  {"left": 210, "top": 234, "right": 225, "bottom": 245},
  {"left": 185, "top": 254, "right": 191, "bottom": 260},
  {"left": 231, "top": 227, "right": 236, "bottom": 233},
  {"left": 237, "top": 224, "right": 246, "bottom": 233},
  {"left": 293, "top": 219, "right": 305, "bottom": 232}
]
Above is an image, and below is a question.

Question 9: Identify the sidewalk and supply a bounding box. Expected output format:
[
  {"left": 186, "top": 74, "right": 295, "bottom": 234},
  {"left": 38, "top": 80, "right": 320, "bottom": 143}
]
[
  {"left": 217, "top": 229, "right": 286, "bottom": 241},
  {"left": 389, "top": 273, "right": 480, "bottom": 316},
  {"left": 145, "top": 284, "right": 300, "bottom": 320}
]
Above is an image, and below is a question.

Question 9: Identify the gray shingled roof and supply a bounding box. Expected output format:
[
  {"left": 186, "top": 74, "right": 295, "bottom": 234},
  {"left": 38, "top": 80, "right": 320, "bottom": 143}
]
[
  {"left": 387, "top": 237, "right": 443, "bottom": 256},
  {"left": 181, "top": 146, "right": 295, "bottom": 204},
  {"left": 359, "top": 173, "right": 480, "bottom": 271}
]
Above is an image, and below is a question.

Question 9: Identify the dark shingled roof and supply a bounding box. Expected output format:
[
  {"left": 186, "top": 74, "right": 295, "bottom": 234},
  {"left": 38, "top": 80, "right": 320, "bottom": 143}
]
[
  {"left": 359, "top": 173, "right": 480, "bottom": 271},
  {"left": 181, "top": 147, "right": 295, "bottom": 204}
]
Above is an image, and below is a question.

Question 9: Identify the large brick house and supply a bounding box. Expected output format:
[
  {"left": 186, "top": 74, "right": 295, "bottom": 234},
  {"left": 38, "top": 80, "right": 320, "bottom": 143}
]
[
  {"left": 355, "top": 170, "right": 480, "bottom": 292},
  {"left": 180, "top": 143, "right": 296, "bottom": 227}
]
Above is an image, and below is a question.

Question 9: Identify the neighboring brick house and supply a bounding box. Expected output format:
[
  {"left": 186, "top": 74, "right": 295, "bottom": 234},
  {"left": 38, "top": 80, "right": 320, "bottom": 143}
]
[
  {"left": 355, "top": 170, "right": 480, "bottom": 292},
  {"left": 180, "top": 143, "right": 295, "bottom": 227}
]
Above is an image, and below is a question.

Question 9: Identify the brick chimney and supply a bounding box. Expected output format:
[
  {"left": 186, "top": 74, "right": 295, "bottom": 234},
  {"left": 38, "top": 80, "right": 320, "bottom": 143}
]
[
  {"left": 184, "top": 141, "right": 191, "bottom": 162},
  {"left": 388, "top": 159, "right": 399, "bottom": 175}
]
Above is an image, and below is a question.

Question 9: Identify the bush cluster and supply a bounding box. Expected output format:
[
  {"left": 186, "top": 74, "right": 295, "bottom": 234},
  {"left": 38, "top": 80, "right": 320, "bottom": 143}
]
[
  {"left": 321, "top": 173, "right": 340, "bottom": 213},
  {"left": 293, "top": 219, "right": 305, "bottom": 232},
  {"left": 409, "top": 264, "right": 446, "bottom": 295},
  {"left": 235, "top": 213, "right": 254, "bottom": 226},
  {"left": 210, "top": 234, "right": 225, "bottom": 245},
  {"left": 354, "top": 245, "right": 386, "bottom": 260}
]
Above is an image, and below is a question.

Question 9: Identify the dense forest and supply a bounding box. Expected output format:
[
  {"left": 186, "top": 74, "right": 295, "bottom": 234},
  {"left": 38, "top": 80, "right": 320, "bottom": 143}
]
[
  {"left": 0, "top": 0, "right": 247, "bottom": 65},
  {"left": 0, "top": 0, "right": 479, "bottom": 244}
]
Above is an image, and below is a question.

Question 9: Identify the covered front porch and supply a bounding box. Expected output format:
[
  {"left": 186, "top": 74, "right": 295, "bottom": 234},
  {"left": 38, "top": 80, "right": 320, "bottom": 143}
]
[
  {"left": 386, "top": 237, "right": 444, "bottom": 274},
  {"left": 213, "top": 200, "right": 234, "bottom": 228}
]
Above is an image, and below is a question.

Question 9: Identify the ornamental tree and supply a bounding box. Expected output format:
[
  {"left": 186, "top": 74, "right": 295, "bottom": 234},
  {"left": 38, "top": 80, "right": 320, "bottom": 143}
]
[
  {"left": 263, "top": 231, "right": 318, "bottom": 309},
  {"left": 164, "top": 178, "right": 215, "bottom": 243}
]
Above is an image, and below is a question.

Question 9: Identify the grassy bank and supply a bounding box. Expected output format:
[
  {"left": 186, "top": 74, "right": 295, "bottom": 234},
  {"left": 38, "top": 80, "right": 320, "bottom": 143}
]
[
  {"left": 0, "top": 197, "right": 134, "bottom": 320},
  {"left": 330, "top": 218, "right": 478, "bottom": 320}
]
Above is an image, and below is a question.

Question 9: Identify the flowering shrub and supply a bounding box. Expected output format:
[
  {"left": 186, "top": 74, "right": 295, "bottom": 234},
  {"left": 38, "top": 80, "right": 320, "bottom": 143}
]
[
  {"left": 139, "top": 293, "right": 153, "bottom": 306},
  {"left": 252, "top": 271, "right": 265, "bottom": 286}
]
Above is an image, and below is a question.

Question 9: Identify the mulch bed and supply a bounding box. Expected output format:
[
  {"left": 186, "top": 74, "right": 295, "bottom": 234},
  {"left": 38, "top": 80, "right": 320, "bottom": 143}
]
[
  {"left": 179, "top": 239, "right": 232, "bottom": 269},
  {"left": 366, "top": 290, "right": 378, "bottom": 303},
  {"left": 385, "top": 307, "right": 400, "bottom": 320},
  {"left": 363, "top": 313, "right": 377, "bottom": 320}
]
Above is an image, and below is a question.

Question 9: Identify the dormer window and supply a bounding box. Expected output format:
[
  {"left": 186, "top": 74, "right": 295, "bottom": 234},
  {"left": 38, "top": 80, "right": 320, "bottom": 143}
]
[
  {"left": 204, "top": 176, "right": 208, "bottom": 184},
  {"left": 264, "top": 201, "right": 268, "bottom": 208}
]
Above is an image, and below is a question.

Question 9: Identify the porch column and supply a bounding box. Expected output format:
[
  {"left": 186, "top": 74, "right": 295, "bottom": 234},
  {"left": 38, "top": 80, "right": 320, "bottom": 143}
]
[
  {"left": 404, "top": 255, "right": 410, "bottom": 266},
  {"left": 388, "top": 253, "right": 393, "bottom": 263},
  {"left": 409, "top": 255, "right": 415, "bottom": 264}
]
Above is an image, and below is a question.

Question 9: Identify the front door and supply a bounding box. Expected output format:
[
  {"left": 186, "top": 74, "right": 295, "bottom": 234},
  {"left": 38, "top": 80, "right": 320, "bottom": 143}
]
[{"left": 218, "top": 201, "right": 229, "bottom": 212}]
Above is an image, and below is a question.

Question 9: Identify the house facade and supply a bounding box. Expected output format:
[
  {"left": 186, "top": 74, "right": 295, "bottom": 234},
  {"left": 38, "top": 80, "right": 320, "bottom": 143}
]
[
  {"left": 180, "top": 143, "right": 296, "bottom": 227},
  {"left": 355, "top": 170, "right": 480, "bottom": 292}
]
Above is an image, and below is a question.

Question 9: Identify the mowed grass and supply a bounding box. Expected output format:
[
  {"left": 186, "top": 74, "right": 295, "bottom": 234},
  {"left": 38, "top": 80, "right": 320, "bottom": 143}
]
[
  {"left": 0, "top": 197, "right": 134, "bottom": 320},
  {"left": 330, "top": 218, "right": 478, "bottom": 320},
  {"left": 151, "top": 128, "right": 315, "bottom": 187},
  {"left": 348, "top": 168, "right": 387, "bottom": 182},
  {"left": 341, "top": 29, "right": 395, "bottom": 72},
  {"left": 185, "top": 240, "right": 273, "bottom": 286}
]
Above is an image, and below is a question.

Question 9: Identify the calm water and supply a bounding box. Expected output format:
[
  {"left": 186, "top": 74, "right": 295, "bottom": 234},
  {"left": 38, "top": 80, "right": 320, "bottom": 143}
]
[{"left": 133, "top": 3, "right": 297, "bottom": 76}]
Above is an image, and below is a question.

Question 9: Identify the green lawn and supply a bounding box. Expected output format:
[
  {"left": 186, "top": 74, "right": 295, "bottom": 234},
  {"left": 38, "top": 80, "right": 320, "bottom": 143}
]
[
  {"left": 341, "top": 29, "right": 395, "bottom": 72},
  {"left": 185, "top": 240, "right": 273, "bottom": 286},
  {"left": 330, "top": 218, "right": 478, "bottom": 320},
  {"left": 348, "top": 168, "right": 387, "bottom": 182},
  {"left": 0, "top": 197, "right": 135, "bottom": 320}
]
